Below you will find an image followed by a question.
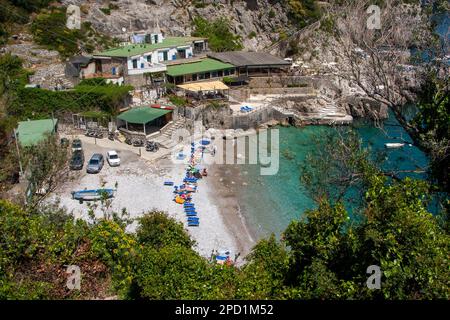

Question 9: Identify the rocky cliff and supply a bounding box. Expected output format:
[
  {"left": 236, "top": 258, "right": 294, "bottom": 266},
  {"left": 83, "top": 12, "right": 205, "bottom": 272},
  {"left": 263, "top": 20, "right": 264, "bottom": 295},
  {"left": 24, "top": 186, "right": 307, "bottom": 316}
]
[{"left": 61, "top": 0, "right": 292, "bottom": 51}]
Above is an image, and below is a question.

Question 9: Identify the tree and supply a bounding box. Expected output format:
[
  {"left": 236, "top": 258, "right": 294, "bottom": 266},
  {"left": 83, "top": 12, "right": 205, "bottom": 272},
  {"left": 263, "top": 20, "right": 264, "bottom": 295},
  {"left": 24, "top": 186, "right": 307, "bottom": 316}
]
[
  {"left": 238, "top": 235, "right": 290, "bottom": 299},
  {"left": 25, "top": 134, "right": 70, "bottom": 206},
  {"left": 136, "top": 212, "right": 195, "bottom": 249},
  {"left": 328, "top": 0, "right": 449, "bottom": 190}
]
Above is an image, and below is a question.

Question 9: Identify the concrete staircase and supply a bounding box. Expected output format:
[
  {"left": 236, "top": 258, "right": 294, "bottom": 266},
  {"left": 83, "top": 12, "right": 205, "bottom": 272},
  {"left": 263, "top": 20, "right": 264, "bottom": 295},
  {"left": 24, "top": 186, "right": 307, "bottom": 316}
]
[
  {"left": 153, "top": 119, "right": 187, "bottom": 149},
  {"left": 297, "top": 103, "right": 353, "bottom": 124}
]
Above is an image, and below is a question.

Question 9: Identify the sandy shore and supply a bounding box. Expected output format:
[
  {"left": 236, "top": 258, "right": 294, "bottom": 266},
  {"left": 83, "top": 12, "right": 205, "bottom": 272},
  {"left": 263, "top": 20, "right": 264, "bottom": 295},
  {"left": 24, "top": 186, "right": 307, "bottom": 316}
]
[
  {"left": 47, "top": 138, "right": 256, "bottom": 264},
  {"left": 207, "top": 164, "right": 257, "bottom": 261}
]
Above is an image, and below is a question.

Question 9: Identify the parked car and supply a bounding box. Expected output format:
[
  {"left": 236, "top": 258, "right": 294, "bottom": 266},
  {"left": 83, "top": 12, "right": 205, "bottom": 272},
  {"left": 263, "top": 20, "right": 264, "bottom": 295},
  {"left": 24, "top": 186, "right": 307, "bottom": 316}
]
[
  {"left": 86, "top": 153, "right": 104, "bottom": 174},
  {"left": 70, "top": 150, "right": 84, "bottom": 170},
  {"left": 106, "top": 150, "right": 121, "bottom": 167},
  {"left": 72, "top": 139, "right": 82, "bottom": 152}
]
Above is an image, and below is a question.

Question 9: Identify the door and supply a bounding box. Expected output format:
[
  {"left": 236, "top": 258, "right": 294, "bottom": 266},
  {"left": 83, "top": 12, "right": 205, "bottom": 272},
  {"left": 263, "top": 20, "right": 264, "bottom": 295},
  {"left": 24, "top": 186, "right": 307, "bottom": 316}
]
[
  {"left": 163, "top": 51, "right": 168, "bottom": 61},
  {"left": 177, "top": 49, "right": 186, "bottom": 59}
]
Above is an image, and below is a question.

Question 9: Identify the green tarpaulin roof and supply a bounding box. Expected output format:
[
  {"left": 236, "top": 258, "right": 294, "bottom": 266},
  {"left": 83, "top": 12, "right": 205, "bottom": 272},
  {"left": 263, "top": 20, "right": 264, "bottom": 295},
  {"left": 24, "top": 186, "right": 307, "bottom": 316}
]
[
  {"left": 94, "top": 37, "right": 206, "bottom": 58},
  {"left": 17, "top": 119, "right": 58, "bottom": 147},
  {"left": 117, "top": 107, "right": 172, "bottom": 124},
  {"left": 167, "top": 58, "right": 234, "bottom": 77}
]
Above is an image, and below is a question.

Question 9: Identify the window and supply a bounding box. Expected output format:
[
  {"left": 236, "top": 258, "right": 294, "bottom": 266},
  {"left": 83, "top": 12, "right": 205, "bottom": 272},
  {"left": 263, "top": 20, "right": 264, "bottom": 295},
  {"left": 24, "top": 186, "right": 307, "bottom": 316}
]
[
  {"left": 192, "top": 74, "right": 197, "bottom": 81},
  {"left": 218, "top": 70, "right": 223, "bottom": 77},
  {"left": 132, "top": 59, "right": 138, "bottom": 69},
  {"left": 224, "top": 69, "right": 229, "bottom": 76},
  {"left": 146, "top": 55, "right": 152, "bottom": 63},
  {"left": 211, "top": 71, "right": 218, "bottom": 78},
  {"left": 205, "top": 72, "right": 211, "bottom": 79}
]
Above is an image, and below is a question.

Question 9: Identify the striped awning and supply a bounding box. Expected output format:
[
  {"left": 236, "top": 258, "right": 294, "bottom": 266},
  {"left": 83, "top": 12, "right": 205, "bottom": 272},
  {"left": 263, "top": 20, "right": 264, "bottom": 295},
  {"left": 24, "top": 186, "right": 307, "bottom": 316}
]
[{"left": 177, "top": 80, "right": 229, "bottom": 92}]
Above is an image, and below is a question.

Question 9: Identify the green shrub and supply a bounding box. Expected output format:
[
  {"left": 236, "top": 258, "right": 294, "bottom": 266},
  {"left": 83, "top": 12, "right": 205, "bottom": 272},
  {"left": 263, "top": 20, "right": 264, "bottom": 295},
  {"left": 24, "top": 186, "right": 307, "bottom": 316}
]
[
  {"left": 136, "top": 212, "right": 194, "bottom": 249},
  {"left": 30, "top": 7, "right": 118, "bottom": 57},
  {"left": 9, "top": 83, "right": 133, "bottom": 119},
  {"left": 248, "top": 31, "right": 257, "bottom": 39},
  {"left": 100, "top": 7, "right": 111, "bottom": 15},
  {"left": 222, "top": 76, "right": 233, "bottom": 84},
  {"left": 268, "top": 9, "right": 276, "bottom": 19},
  {"left": 286, "top": 0, "right": 322, "bottom": 27},
  {"left": 31, "top": 8, "right": 82, "bottom": 58},
  {"left": 168, "top": 95, "right": 188, "bottom": 107},
  {"left": 192, "top": 17, "right": 243, "bottom": 52}
]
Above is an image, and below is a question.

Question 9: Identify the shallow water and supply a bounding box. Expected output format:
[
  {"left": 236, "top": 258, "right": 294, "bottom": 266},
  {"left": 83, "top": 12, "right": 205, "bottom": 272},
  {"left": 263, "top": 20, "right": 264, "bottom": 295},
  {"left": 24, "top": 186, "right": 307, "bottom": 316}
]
[{"left": 237, "top": 114, "right": 430, "bottom": 239}]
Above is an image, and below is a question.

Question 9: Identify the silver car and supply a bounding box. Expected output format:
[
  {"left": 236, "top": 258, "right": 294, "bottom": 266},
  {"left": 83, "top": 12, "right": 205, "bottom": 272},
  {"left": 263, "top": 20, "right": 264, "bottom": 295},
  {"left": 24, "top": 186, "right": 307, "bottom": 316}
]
[{"left": 86, "top": 153, "right": 104, "bottom": 174}]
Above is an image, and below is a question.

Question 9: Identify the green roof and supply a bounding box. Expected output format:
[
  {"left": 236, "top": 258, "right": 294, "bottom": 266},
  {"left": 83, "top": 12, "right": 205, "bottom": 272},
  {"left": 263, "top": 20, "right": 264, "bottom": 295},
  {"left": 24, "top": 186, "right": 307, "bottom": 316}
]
[
  {"left": 166, "top": 58, "right": 234, "bottom": 77},
  {"left": 117, "top": 107, "right": 172, "bottom": 124},
  {"left": 17, "top": 119, "right": 58, "bottom": 147},
  {"left": 95, "top": 37, "right": 205, "bottom": 58}
]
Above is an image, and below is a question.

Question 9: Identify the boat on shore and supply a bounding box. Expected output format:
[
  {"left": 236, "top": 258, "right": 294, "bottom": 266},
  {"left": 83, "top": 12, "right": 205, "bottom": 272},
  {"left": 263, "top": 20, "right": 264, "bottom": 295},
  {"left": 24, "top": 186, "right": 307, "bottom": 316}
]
[
  {"left": 384, "top": 142, "right": 405, "bottom": 149},
  {"left": 71, "top": 188, "right": 115, "bottom": 202}
]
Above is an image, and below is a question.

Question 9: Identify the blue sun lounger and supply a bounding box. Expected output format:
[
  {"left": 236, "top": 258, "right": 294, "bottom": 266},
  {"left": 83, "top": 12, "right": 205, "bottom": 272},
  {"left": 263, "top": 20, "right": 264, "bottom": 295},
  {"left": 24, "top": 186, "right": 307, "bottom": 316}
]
[
  {"left": 186, "top": 212, "right": 197, "bottom": 217},
  {"left": 164, "top": 181, "right": 174, "bottom": 186},
  {"left": 188, "top": 222, "right": 199, "bottom": 227},
  {"left": 188, "top": 217, "right": 199, "bottom": 222}
]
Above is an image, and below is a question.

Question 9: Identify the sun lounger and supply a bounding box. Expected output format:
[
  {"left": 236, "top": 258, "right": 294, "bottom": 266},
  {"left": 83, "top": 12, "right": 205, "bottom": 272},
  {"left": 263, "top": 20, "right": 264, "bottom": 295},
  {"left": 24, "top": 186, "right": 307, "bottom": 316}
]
[
  {"left": 186, "top": 212, "right": 197, "bottom": 216},
  {"left": 188, "top": 222, "right": 199, "bottom": 227},
  {"left": 164, "top": 181, "right": 174, "bottom": 186},
  {"left": 188, "top": 217, "right": 199, "bottom": 222}
]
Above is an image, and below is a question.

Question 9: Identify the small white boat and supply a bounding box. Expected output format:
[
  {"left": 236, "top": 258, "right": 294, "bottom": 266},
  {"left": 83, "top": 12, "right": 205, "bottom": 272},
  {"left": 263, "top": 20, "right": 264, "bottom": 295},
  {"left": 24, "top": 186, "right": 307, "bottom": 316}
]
[{"left": 384, "top": 142, "right": 405, "bottom": 149}]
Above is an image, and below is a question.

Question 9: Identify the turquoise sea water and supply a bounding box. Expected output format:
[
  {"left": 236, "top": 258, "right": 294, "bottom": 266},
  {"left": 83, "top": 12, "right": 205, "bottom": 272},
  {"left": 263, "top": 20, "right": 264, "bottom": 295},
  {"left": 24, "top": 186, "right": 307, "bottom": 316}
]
[
  {"left": 238, "top": 12, "right": 448, "bottom": 238},
  {"left": 238, "top": 115, "right": 430, "bottom": 239},
  {"left": 239, "top": 11, "right": 449, "bottom": 239}
]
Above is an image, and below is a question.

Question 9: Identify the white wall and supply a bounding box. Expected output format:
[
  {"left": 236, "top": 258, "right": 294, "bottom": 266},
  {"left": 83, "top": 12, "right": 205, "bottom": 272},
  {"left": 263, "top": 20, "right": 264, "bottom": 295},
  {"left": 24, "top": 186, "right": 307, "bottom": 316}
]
[{"left": 126, "top": 43, "right": 195, "bottom": 71}]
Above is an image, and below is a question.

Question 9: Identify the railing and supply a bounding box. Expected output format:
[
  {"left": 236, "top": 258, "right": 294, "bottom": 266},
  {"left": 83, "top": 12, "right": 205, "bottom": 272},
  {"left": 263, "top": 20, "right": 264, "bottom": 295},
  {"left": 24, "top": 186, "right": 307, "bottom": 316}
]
[
  {"left": 83, "top": 72, "right": 122, "bottom": 79},
  {"left": 163, "top": 54, "right": 207, "bottom": 66},
  {"left": 128, "top": 62, "right": 167, "bottom": 75},
  {"left": 160, "top": 120, "right": 174, "bottom": 135}
]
